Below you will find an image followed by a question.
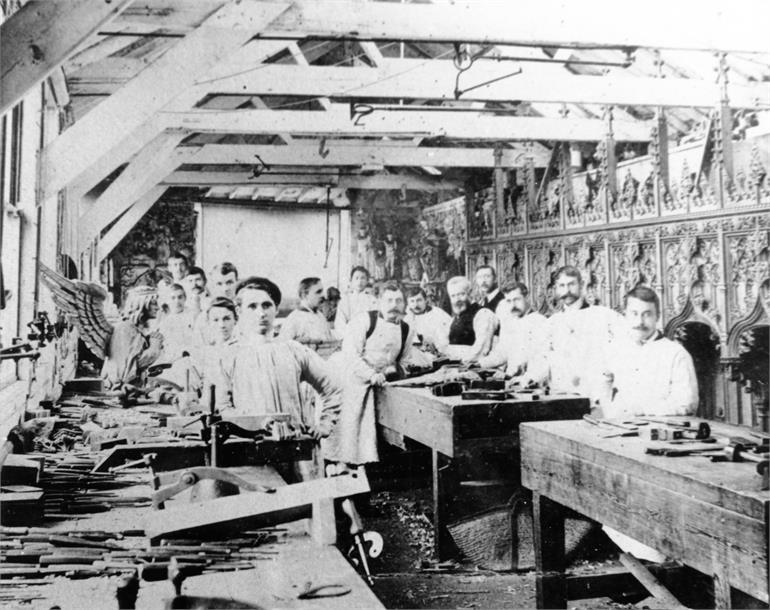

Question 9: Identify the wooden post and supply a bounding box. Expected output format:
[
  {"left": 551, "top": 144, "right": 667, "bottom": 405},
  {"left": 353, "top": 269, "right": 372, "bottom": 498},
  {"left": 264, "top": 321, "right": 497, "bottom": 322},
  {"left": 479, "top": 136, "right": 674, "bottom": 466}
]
[
  {"left": 432, "top": 449, "right": 457, "bottom": 560},
  {"left": 533, "top": 492, "right": 567, "bottom": 609},
  {"left": 493, "top": 145, "right": 504, "bottom": 239},
  {"left": 716, "top": 53, "right": 734, "bottom": 207}
]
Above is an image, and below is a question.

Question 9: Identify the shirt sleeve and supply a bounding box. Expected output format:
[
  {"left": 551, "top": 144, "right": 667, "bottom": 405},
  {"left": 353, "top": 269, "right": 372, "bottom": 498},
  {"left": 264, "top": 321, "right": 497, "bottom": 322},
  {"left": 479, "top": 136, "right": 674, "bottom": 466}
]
[
  {"left": 342, "top": 312, "right": 377, "bottom": 382},
  {"left": 214, "top": 350, "right": 236, "bottom": 412},
  {"left": 432, "top": 309, "right": 452, "bottom": 352},
  {"left": 334, "top": 295, "right": 351, "bottom": 335},
  {"left": 278, "top": 312, "right": 299, "bottom": 341},
  {"left": 468, "top": 308, "right": 497, "bottom": 360},
  {"left": 665, "top": 346, "right": 699, "bottom": 416},
  {"left": 296, "top": 344, "right": 342, "bottom": 434}
]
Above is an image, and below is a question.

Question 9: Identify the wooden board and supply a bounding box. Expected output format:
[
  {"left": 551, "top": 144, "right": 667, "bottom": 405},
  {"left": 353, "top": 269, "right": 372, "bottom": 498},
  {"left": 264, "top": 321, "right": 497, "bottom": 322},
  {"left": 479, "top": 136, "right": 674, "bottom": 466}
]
[
  {"left": 92, "top": 438, "right": 313, "bottom": 472},
  {"left": 144, "top": 471, "right": 370, "bottom": 542},
  {"left": 520, "top": 419, "right": 769, "bottom": 603}
]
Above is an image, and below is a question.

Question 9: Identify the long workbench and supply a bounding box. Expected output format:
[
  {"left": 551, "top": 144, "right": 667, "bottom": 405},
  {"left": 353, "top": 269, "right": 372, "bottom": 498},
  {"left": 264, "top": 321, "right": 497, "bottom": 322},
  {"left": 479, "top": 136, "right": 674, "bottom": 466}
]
[
  {"left": 520, "top": 418, "right": 769, "bottom": 609},
  {"left": 0, "top": 394, "right": 384, "bottom": 609},
  {"left": 376, "top": 386, "right": 590, "bottom": 559}
]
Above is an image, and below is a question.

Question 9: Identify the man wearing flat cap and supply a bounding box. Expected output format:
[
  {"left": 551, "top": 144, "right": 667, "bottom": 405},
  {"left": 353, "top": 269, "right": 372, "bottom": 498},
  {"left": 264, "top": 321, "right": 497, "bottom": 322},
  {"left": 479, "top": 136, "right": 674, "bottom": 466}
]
[{"left": 215, "top": 276, "right": 341, "bottom": 444}]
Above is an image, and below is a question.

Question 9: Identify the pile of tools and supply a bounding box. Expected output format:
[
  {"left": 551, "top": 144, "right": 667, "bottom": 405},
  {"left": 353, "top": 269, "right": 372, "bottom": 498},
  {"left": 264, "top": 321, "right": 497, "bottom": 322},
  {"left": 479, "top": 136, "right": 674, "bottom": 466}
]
[
  {"left": 0, "top": 526, "right": 280, "bottom": 605},
  {"left": 582, "top": 415, "right": 770, "bottom": 488}
]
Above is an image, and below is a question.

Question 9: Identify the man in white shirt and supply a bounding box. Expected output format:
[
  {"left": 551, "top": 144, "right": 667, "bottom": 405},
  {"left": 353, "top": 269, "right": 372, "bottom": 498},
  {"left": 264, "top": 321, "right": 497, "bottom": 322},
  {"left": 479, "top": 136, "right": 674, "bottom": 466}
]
[
  {"left": 475, "top": 265, "right": 504, "bottom": 312},
  {"left": 478, "top": 282, "right": 547, "bottom": 377},
  {"left": 334, "top": 266, "right": 378, "bottom": 336},
  {"left": 538, "top": 265, "right": 623, "bottom": 403},
  {"left": 600, "top": 285, "right": 698, "bottom": 419},
  {"left": 158, "top": 252, "right": 189, "bottom": 314},
  {"left": 445, "top": 276, "right": 496, "bottom": 364},
  {"left": 403, "top": 286, "right": 451, "bottom": 354},
  {"left": 333, "top": 282, "right": 420, "bottom": 465},
  {"left": 280, "top": 277, "right": 337, "bottom": 345},
  {"left": 598, "top": 286, "right": 697, "bottom": 564},
  {"left": 209, "top": 262, "right": 239, "bottom": 300},
  {"left": 156, "top": 283, "right": 196, "bottom": 363}
]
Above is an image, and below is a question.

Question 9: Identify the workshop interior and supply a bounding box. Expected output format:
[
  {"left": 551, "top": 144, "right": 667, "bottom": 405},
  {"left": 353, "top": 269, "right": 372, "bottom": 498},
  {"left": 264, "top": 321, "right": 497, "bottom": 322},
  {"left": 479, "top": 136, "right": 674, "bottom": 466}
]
[{"left": 0, "top": 1, "right": 769, "bottom": 609}]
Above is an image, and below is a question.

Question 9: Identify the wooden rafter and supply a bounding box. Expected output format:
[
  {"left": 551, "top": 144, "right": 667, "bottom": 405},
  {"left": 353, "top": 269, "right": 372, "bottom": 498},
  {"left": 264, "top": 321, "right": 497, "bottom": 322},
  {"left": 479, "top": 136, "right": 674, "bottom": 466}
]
[{"left": 0, "top": 0, "right": 133, "bottom": 115}]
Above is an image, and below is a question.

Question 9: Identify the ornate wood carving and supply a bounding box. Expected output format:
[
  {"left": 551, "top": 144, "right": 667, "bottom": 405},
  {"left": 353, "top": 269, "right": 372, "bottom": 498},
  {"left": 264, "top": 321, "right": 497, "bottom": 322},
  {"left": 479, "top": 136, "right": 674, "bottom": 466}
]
[{"left": 727, "top": 227, "right": 770, "bottom": 323}]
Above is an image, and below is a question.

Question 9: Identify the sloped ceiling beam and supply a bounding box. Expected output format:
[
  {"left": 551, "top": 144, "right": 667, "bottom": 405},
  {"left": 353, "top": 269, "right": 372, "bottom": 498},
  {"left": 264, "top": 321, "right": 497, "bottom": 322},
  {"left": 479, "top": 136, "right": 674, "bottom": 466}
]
[
  {"left": 40, "top": 2, "right": 290, "bottom": 200},
  {"left": 0, "top": 0, "right": 133, "bottom": 115}
]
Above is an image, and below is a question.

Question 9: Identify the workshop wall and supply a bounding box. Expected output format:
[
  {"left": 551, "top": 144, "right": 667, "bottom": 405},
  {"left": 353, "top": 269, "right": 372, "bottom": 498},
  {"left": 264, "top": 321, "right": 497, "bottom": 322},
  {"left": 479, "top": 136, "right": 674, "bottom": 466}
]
[
  {"left": 466, "top": 130, "right": 770, "bottom": 430},
  {"left": 199, "top": 202, "right": 349, "bottom": 311}
]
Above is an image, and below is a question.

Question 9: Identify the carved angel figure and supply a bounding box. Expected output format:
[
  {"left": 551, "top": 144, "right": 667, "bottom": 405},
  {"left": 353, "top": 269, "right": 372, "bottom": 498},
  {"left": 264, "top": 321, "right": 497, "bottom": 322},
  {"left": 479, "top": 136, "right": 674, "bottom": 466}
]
[{"left": 40, "top": 264, "right": 163, "bottom": 390}]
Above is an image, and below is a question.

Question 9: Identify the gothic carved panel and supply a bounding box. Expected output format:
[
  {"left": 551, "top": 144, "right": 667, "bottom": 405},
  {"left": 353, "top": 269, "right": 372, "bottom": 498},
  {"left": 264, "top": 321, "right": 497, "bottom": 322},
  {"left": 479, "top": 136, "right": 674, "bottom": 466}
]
[
  {"left": 496, "top": 242, "right": 526, "bottom": 287},
  {"left": 565, "top": 239, "right": 609, "bottom": 306},
  {"left": 727, "top": 227, "right": 770, "bottom": 324},
  {"left": 467, "top": 186, "right": 495, "bottom": 240},
  {"left": 662, "top": 235, "right": 722, "bottom": 328},
  {"left": 527, "top": 243, "right": 561, "bottom": 314},
  {"left": 497, "top": 169, "right": 528, "bottom": 236},
  {"left": 610, "top": 241, "right": 658, "bottom": 309}
]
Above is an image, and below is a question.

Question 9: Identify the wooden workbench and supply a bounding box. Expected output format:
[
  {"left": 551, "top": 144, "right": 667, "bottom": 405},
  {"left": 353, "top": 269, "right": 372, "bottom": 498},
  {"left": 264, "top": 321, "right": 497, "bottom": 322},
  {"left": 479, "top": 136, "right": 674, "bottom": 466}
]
[
  {"left": 376, "top": 386, "right": 590, "bottom": 559},
  {"left": 520, "top": 418, "right": 769, "bottom": 609}
]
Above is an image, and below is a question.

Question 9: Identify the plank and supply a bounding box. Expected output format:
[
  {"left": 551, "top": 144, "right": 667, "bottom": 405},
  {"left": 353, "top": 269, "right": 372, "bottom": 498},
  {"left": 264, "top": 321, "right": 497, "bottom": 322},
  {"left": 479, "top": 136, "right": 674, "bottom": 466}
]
[
  {"left": 258, "top": 0, "right": 770, "bottom": 54},
  {"left": 520, "top": 424, "right": 769, "bottom": 602},
  {"left": 0, "top": 0, "right": 133, "bottom": 115},
  {"left": 165, "top": 107, "right": 653, "bottom": 142},
  {"left": 618, "top": 553, "right": 688, "bottom": 609},
  {"left": 177, "top": 142, "right": 549, "bottom": 169},
  {"left": 192, "top": 62, "right": 770, "bottom": 110},
  {"left": 144, "top": 470, "right": 370, "bottom": 542},
  {"left": 78, "top": 132, "right": 184, "bottom": 247},
  {"left": 92, "top": 439, "right": 313, "bottom": 473},
  {"left": 95, "top": 185, "right": 166, "bottom": 261},
  {"left": 40, "top": 3, "right": 290, "bottom": 200}
]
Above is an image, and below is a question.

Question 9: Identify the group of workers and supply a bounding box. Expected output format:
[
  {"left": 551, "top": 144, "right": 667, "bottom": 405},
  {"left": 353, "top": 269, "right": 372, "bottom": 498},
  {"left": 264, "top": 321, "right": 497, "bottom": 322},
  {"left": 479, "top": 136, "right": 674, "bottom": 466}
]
[{"left": 103, "top": 254, "right": 699, "bottom": 471}]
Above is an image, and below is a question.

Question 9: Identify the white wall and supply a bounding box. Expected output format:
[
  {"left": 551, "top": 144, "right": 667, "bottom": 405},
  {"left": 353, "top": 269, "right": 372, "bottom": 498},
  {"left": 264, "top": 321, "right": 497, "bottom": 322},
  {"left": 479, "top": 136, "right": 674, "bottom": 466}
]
[{"left": 199, "top": 203, "right": 350, "bottom": 310}]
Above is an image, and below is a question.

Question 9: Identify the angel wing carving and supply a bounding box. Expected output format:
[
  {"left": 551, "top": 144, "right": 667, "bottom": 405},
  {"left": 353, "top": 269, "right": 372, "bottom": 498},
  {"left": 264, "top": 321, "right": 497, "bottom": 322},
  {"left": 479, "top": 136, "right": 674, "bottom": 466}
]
[{"left": 39, "top": 263, "right": 114, "bottom": 360}]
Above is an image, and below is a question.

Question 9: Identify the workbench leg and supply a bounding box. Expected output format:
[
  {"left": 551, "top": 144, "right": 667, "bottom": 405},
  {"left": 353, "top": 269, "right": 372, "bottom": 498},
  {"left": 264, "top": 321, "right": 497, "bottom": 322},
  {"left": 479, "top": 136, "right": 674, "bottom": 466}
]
[
  {"left": 432, "top": 449, "right": 456, "bottom": 560},
  {"left": 532, "top": 492, "right": 567, "bottom": 609},
  {"left": 712, "top": 567, "right": 733, "bottom": 609}
]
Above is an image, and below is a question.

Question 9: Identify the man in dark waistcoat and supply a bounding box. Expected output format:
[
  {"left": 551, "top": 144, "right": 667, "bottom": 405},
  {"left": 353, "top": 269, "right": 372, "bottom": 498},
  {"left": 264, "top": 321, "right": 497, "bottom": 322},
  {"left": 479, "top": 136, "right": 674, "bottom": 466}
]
[{"left": 445, "top": 275, "right": 496, "bottom": 364}]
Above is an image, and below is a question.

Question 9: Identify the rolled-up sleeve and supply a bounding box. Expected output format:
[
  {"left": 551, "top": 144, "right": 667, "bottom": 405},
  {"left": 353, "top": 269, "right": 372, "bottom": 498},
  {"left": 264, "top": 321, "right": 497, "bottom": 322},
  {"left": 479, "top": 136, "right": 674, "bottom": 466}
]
[{"left": 298, "top": 345, "right": 342, "bottom": 432}]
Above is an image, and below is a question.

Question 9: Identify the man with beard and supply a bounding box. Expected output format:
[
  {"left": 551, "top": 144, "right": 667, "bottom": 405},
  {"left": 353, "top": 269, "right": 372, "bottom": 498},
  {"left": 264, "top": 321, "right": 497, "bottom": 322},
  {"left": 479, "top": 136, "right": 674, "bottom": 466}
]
[
  {"left": 600, "top": 285, "right": 698, "bottom": 419},
  {"left": 280, "top": 277, "right": 338, "bottom": 345},
  {"left": 333, "top": 282, "right": 421, "bottom": 465},
  {"left": 445, "top": 276, "right": 496, "bottom": 364},
  {"left": 403, "top": 286, "right": 451, "bottom": 354},
  {"left": 477, "top": 282, "right": 548, "bottom": 378},
  {"left": 475, "top": 265, "right": 504, "bottom": 312},
  {"left": 541, "top": 266, "right": 623, "bottom": 404}
]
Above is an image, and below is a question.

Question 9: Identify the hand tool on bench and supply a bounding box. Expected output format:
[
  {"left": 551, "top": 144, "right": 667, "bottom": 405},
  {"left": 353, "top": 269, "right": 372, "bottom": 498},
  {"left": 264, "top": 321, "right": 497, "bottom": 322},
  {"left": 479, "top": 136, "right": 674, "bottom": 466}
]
[
  {"left": 297, "top": 582, "right": 352, "bottom": 599},
  {"left": 583, "top": 415, "right": 639, "bottom": 437},
  {"left": 648, "top": 422, "right": 711, "bottom": 441},
  {"left": 646, "top": 441, "right": 727, "bottom": 456}
]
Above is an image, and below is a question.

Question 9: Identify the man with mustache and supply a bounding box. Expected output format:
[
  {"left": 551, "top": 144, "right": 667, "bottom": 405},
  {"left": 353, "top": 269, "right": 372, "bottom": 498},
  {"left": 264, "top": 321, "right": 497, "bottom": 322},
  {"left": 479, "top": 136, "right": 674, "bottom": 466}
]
[
  {"left": 477, "top": 282, "right": 548, "bottom": 378},
  {"left": 475, "top": 265, "right": 504, "bottom": 312},
  {"left": 445, "top": 275, "right": 496, "bottom": 364},
  {"left": 600, "top": 285, "right": 698, "bottom": 419},
  {"left": 333, "top": 282, "right": 422, "bottom": 465},
  {"left": 542, "top": 266, "right": 623, "bottom": 404},
  {"left": 404, "top": 286, "right": 451, "bottom": 354}
]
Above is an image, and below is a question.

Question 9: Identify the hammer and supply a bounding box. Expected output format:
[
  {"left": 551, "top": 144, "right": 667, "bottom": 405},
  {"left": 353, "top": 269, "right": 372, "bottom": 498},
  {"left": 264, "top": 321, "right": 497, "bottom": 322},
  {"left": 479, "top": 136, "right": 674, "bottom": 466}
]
[{"left": 718, "top": 442, "right": 769, "bottom": 464}]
